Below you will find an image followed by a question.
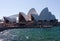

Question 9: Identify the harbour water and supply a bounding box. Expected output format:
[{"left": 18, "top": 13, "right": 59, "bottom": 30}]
[{"left": 0, "top": 26, "right": 60, "bottom": 41}]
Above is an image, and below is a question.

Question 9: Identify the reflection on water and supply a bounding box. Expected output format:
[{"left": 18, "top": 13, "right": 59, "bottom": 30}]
[{"left": 0, "top": 26, "right": 60, "bottom": 41}]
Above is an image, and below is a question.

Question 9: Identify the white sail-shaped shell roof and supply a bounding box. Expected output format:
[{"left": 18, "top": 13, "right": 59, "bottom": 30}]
[
  {"left": 19, "top": 12, "right": 28, "bottom": 21},
  {"left": 3, "top": 7, "right": 57, "bottom": 22},
  {"left": 39, "top": 7, "right": 56, "bottom": 21},
  {"left": 3, "top": 17, "right": 16, "bottom": 23},
  {"left": 27, "top": 8, "right": 38, "bottom": 21}
]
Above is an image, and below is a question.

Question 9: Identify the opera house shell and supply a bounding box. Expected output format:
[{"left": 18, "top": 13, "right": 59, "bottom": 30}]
[
  {"left": 19, "top": 12, "right": 28, "bottom": 22},
  {"left": 39, "top": 7, "right": 56, "bottom": 21},
  {"left": 27, "top": 8, "right": 56, "bottom": 21},
  {"left": 27, "top": 8, "right": 38, "bottom": 21},
  {"left": 3, "top": 17, "right": 16, "bottom": 23},
  {"left": 3, "top": 7, "right": 57, "bottom": 23}
]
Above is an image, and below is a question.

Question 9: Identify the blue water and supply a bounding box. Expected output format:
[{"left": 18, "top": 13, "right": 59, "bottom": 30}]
[{"left": 0, "top": 26, "right": 60, "bottom": 41}]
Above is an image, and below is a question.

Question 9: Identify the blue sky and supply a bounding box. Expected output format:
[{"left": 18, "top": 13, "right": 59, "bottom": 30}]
[{"left": 0, "top": 0, "right": 60, "bottom": 21}]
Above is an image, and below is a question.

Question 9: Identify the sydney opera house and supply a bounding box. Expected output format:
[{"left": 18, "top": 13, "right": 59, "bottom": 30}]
[{"left": 0, "top": 7, "right": 58, "bottom": 27}]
